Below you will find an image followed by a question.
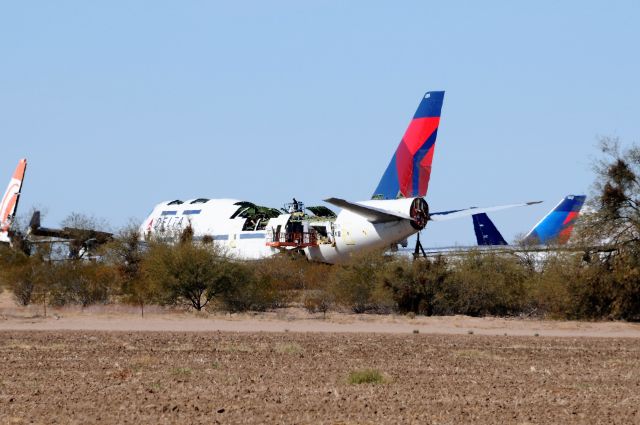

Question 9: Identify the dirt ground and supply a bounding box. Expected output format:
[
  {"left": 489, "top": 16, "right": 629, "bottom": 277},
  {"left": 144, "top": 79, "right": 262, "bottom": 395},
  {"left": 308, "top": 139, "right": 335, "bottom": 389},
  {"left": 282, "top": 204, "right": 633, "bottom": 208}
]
[
  {"left": 2, "top": 292, "right": 640, "bottom": 338},
  {"left": 0, "top": 331, "right": 639, "bottom": 424},
  {"left": 2, "top": 292, "right": 640, "bottom": 424}
]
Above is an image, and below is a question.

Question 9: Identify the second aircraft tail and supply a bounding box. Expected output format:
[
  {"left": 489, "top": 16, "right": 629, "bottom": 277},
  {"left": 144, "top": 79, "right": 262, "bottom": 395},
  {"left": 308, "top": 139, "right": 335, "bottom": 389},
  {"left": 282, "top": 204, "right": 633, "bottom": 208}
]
[
  {"left": 473, "top": 213, "right": 508, "bottom": 246},
  {"left": 472, "top": 195, "right": 587, "bottom": 247},
  {"left": 0, "top": 158, "right": 28, "bottom": 241},
  {"left": 523, "top": 195, "right": 586, "bottom": 245}
]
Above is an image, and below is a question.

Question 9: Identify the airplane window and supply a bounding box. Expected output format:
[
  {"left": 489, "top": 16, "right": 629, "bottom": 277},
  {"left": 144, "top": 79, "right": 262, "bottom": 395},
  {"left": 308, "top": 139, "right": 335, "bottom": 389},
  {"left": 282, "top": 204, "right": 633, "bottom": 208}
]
[
  {"left": 190, "top": 198, "right": 210, "bottom": 204},
  {"left": 167, "top": 200, "right": 183, "bottom": 205}
]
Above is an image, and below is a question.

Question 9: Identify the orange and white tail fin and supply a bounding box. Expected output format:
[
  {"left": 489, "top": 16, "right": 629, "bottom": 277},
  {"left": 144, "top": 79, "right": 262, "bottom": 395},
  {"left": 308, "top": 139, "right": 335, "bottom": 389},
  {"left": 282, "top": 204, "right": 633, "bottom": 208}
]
[{"left": 0, "top": 159, "right": 27, "bottom": 242}]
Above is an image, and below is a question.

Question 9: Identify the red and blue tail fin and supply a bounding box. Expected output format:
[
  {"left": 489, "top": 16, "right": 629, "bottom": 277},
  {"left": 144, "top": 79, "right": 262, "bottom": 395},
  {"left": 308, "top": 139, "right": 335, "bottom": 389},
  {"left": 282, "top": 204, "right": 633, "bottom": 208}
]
[
  {"left": 372, "top": 91, "right": 445, "bottom": 200},
  {"left": 523, "top": 195, "right": 586, "bottom": 245},
  {"left": 472, "top": 213, "right": 508, "bottom": 246}
]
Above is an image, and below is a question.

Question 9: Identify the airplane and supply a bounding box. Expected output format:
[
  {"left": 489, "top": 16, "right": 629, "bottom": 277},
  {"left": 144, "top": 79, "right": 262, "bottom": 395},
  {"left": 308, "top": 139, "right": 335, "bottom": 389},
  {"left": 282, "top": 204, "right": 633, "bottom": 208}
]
[
  {"left": 0, "top": 157, "right": 113, "bottom": 259},
  {"left": 472, "top": 195, "right": 587, "bottom": 246},
  {"left": 27, "top": 210, "right": 114, "bottom": 259},
  {"left": 0, "top": 158, "right": 28, "bottom": 247},
  {"left": 140, "top": 91, "right": 540, "bottom": 264}
]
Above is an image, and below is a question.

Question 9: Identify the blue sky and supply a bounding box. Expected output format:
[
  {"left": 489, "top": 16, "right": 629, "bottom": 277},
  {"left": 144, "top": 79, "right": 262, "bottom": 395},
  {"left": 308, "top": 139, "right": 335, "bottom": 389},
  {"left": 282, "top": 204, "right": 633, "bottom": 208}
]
[{"left": 1, "top": 1, "right": 639, "bottom": 246}]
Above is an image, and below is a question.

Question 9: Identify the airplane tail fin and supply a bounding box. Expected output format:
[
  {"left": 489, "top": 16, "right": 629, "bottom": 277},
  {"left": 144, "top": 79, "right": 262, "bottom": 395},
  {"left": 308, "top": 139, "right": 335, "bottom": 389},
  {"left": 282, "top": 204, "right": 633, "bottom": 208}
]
[
  {"left": 523, "top": 195, "right": 586, "bottom": 245},
  {"left": 472, "top": 213, "right": 508, "bottom": 246},
  {"left": 0, "top": 159, "right": 27, "bottom": 239},
  {"left": 372, "top": 91, "right": 445, "bottom": 200},
  {"left": 29, "top": 210, "right": 41, "bottom": 233}
]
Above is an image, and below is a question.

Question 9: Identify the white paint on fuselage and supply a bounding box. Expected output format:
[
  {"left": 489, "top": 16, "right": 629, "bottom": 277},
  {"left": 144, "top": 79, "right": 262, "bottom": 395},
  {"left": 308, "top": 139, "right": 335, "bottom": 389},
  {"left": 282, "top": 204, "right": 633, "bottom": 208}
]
[
  {"left": 140, "top": 198, "right": 281, "bottom": 260},
  {"left": 140, "top": 197, "right": 421, "bottom": 264},
  {"left": 304, "top": 198, "right": 421, "bottom": 263}
]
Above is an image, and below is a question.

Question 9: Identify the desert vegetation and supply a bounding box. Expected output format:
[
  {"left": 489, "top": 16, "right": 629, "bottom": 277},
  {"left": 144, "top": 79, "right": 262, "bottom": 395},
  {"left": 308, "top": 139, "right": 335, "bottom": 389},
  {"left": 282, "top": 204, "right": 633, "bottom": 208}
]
[{"left": 0, "top": 138, "right": 638, "bottom": 320}]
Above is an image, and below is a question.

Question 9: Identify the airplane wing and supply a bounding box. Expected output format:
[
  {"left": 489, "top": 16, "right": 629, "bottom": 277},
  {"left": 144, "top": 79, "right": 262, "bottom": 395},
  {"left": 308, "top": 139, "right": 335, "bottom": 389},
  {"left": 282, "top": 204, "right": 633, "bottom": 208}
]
[
  {"left": 429, "top": 201, "right": 542, "bottom": 222},
  {"left": 324, "top": 198, "right": 413, "bottom": 223},
  {"left": 28, "top": 210, "right": 113, "bottom": 241}
]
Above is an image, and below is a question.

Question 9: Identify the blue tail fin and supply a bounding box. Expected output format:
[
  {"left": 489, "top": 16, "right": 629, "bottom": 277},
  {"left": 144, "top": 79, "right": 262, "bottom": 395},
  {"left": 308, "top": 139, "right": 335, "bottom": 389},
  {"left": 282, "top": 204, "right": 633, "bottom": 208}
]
[
  {"left": 523, "top": 195, "right": 586, "bottom": 245},
  {"left": 372, "top": 91, "right": 445, "bottom": 200},
  {"left": 472, "top": 213, "right": 508, "bottom": 246}
]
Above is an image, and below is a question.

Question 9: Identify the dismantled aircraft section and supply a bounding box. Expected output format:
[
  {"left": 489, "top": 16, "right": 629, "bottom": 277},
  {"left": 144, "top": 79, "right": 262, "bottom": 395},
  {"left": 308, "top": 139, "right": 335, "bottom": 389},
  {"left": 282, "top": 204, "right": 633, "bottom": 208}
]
[{"left": 142, "top": 198, "right": 341, "bottom": 259}]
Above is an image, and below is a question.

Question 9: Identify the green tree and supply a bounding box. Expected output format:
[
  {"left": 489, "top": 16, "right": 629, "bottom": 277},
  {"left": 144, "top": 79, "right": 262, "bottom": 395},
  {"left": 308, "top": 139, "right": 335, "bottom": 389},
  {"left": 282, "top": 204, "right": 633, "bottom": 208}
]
[
  {"left": 143, "top": 240, "right": 231, "bottom": 311},
  {"left": 104, "top": 224, "right": 155, "bottom": 316},
  {"left": 582, "top": 137, "right": 640, "bottom": 246},
  {"left": 573, "top": 138, "right": 640, "bottom": 320}
]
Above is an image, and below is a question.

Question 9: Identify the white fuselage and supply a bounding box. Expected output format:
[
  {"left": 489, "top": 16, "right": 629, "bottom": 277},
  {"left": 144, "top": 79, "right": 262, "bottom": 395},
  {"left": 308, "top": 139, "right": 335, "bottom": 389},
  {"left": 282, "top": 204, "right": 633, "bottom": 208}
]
[{"left": 140, "top": 198, "right": 421, "bottom": 264}]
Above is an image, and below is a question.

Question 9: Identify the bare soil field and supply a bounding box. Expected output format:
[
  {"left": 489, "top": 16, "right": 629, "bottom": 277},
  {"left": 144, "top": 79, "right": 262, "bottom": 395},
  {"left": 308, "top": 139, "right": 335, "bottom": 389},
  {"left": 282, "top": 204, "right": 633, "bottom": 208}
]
[{"left": 1, "top": 331, "right": 639, "bottom": 424}]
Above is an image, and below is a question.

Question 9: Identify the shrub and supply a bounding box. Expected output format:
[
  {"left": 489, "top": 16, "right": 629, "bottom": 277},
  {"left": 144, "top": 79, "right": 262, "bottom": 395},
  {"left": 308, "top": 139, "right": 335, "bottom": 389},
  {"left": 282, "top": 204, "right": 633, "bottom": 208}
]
[
  {"left": 530, "top": 252, "right": 578, "bottom": 318},
  {"left": 610, "top": 246, "right": 640, "bottom": 320},
  {"left": 328, "top": 249, "right": 393, "bottom": 313},
  {"left": 142, "top": 241, "right": 231, "bottom": 311},
  {"left": 50, "top": 260, "right": 117, "bottom": 307},
  {"left": 3, "top": 252, "right": 54, "bottom": 308},
  {"left": 443, "top": 251, "right": 532, "bottom": 316},
  {"left": 381, "top": 255, "right": 450, "bottom": 315},
  {"left": 219, "top": 261, "right": 280, "bottom": 312},
  {"left": 303, "top": 290, "right": 333, "bottom": 318},
  {"left": 348, "top": 369, "right": 384, "bottom": 384}
]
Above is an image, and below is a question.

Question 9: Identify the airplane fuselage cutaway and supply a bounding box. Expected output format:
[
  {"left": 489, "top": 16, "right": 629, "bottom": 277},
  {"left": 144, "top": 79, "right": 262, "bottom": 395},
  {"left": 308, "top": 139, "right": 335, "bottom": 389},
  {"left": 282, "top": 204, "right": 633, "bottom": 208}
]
[{"left": 140, "top": 197, "right": 423, "bottom": 264}]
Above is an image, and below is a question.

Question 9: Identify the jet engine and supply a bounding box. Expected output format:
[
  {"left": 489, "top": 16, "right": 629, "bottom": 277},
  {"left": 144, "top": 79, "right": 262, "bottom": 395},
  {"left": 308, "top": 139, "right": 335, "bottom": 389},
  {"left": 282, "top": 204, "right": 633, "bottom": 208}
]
[{"left": 409, "top": 197, "right": 429, "bottom": 230}]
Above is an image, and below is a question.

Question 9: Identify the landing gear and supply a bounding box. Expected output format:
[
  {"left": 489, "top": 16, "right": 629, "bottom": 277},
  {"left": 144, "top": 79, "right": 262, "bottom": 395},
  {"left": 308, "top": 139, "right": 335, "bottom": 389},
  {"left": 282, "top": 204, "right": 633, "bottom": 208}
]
[{"left": 413, "top": 231, "right": 427, "bottom": 259}]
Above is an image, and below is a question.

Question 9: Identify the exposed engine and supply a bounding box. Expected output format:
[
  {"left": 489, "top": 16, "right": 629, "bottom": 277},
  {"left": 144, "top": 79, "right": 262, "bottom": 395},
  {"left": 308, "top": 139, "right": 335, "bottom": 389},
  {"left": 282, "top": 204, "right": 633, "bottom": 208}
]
[{"left": 409, "top": 198, "right": 429, "bottom": 230}]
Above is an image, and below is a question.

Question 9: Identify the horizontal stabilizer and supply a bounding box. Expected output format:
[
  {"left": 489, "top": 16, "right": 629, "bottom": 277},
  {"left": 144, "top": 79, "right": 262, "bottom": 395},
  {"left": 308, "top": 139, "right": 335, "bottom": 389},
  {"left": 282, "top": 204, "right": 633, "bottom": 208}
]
[
  {"left": 430, "top": 201, "right": 542, "bottom": 222},
  {"left": 324, "top": 197, "right": 412, "bottom": 223}
]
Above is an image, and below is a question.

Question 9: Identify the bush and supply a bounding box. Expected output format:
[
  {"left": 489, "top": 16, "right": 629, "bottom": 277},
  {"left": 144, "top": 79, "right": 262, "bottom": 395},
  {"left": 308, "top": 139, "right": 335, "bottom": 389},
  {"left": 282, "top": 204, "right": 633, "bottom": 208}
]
[
  {"left": 104, "top": 225, "right": 156, "bottom": 315},
  {"left": 381, "top": 255, "right": 450, "bottom": 315},
  {"left": 219, "top": 261, "right": 280, "bottom": 312},
  {"left": 2, "top": 252, "right": 53, "bottom": 307},
  {"left": 142, "top": 240, "right": 231, "bottom": 311},
  {"left": 328, "top": 249, "right": 394, "bottom": 313},
  {"left": 610, "top": 246, "right": 640, "bottom": 320},
  {"left": 442, "top": 251, "right": 532, "bottom": 316},
  {"left": 49, "top": 261, "right": 117, "bottom": 307},
  {"left": 528, "top": 252, "right": 576, "bottom": 318},
  {"left": 303, "top": 290, "right": 333, "bottom": 317},
  {"left": 348, "top": 369, "right": 385, "bottom": 384}
]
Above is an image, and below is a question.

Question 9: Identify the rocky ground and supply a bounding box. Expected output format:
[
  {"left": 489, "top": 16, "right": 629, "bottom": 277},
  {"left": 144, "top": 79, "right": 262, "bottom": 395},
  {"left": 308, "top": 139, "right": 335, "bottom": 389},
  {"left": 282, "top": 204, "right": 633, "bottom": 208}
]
[{"left": 1, "top": 331, "right": 639, "bottom": 424}]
